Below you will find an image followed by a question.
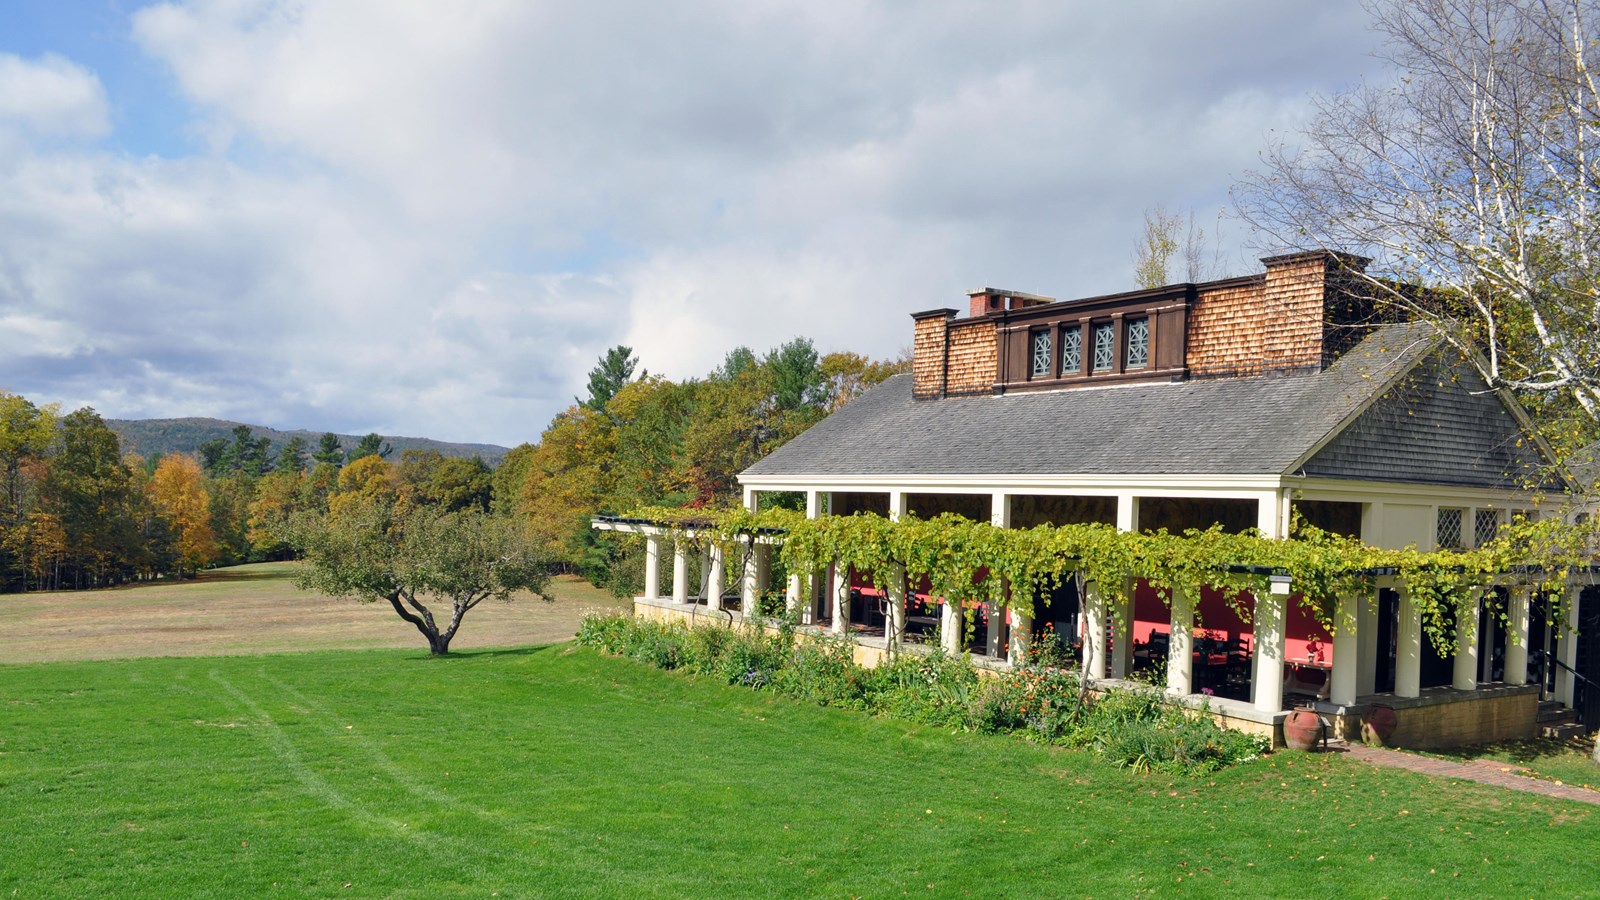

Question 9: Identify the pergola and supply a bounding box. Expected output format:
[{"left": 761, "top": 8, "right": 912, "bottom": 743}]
[{"left": 594, "top": 510, "right": 1598, "bottom": 740}]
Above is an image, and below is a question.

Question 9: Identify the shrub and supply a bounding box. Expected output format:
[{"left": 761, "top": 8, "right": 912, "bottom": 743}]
[
  {"left": 868, "top": 651, "right": 982, "bottom": 728},
  {"left": 772, "top": 634, "right": 868, "bottom": 709},
  {"left": 575, "top": 613, "right": 1267, "bottom": 774}
]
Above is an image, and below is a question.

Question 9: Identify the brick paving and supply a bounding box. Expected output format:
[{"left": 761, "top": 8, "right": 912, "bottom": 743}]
[{"left": 1339, "top": 743, "right": 1600, "bottom": 806}]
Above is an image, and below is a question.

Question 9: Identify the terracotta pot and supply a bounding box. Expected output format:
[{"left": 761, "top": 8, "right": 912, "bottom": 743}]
[
  {"left": 1283, "top": 707, "right": 1325, "bottom": 751},
  {"left": 1362, "top": 704, "right": 1397, "bottom": 747}
]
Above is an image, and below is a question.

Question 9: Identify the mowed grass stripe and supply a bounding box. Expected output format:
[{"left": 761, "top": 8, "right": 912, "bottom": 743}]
[{"left": 1, "top": 647, "right": 1595, "bottom": 897}]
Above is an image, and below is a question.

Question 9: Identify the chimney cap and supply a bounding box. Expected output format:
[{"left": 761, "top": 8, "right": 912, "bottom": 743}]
[
  {"left": 1259, "top": 250, "right": 1371, "bottom": 270},
  {"left": 964, "top": 287, "right": 1056, "bottom": 303},
  {"left": 911, "top": 307, "right": 959, "bottom": 321}
]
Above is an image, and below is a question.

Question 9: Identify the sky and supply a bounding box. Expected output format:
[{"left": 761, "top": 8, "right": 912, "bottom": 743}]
[{"left": 0, "top": 1, "right": 1387, "bottom": 448}]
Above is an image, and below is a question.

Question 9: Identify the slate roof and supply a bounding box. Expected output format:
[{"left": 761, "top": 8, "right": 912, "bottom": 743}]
[
  {"left": 743, "top": 322, "right": 1547, "bottom": 488},
  {"left": 1300, "top": 352, "right": 1558, "bottom": 489}
]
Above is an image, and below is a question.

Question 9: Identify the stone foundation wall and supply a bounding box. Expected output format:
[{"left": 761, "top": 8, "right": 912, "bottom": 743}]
[
  {"left": 1384, "top": 687, "right": 1539, "bottom": 749},
  {"left": 1317, "top": 684, "right": 1540, "bottom": 750}
]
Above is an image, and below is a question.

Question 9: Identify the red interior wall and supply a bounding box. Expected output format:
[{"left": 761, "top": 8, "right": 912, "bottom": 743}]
[{"left": 1130, "top": 580, "right": 1332, "bottom": 662}]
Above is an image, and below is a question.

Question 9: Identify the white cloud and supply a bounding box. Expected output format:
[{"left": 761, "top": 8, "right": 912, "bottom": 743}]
[
  {"left": 0, "top": 53, "right": 109, "bottom": 138},
  {"left": 0, "top": 1, "right": 1387, "bottom": 446}
]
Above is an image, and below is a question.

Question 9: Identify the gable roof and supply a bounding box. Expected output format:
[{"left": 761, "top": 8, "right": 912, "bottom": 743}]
[
  {"left": 1300, "top": 352, "right": 1559, "bottom": 489},
  {"left": 743, "top": 322, "right": 1548, "bottom": 487}
]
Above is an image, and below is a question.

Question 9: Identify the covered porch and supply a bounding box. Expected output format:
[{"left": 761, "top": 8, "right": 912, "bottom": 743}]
[{"left": 595, "top": 482, "right": 1593, "bottom": 747}]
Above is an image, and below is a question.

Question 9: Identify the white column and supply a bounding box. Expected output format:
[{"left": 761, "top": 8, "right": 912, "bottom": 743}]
[
  {"left": 1110, "top": 590, "right": 1133, "bottom": 679},
  {"left": 1116, "top": 494, "right": 1140, "bottom": 533},
  {"left": 830, "top": 563, "right": 848, "bottom": 635},
  {"left": 940, "top": 597, "right": 961, "bottom": 654},
  {"left": 1395, "top": 587, "right": 1422, "bottom": 699},
  {"left": 1331, "top": 592, "right": 1359, "bottom": 706},
  {"left": 1167, "top": 588, "right": 1194, "bottom": 696},
  {"left": 1357, "top": 585, "right": 1379, "bottom": 696},
  {"left": 1504, "top": 588, "right": 1530, "bottom": 685},
  {"left": 886, "top": 565, "right": 907, "bottom": 650},
  {"left": 706, "top": 545, "right": 725, "bottom": 611},
  {"left": 699, "top": 545, "right": 713, "bottom": 603},
  {"left": 671, "top": 543, "right": 689, "bottom": 605},
  {"left": 802, "top": 489, "right": 824, "bottom": 626},
  {"left": 1253, "top": 591, "right": 1287, "bottom": 713},
  {"left": 1083, "top": 581, "right": 1107, "bottom": 681},
  {"left": 987, "top": 492, "right": 1011, "bottom": 658},
  {"left": 740, "top": 541, "right": 759, "bottom": 617},
  {"left": 889, "top": 490, "right": 908, "bottom": 522},
  {"left": 1010, "top": 611, "right": 1033, "bottom": 661},
  {"left": 1256, "top": 491, "right": 1285, "bottom": 539},
  {"left": 756, "top": 543, "right": 771, "bottom": 596},
  {"left": 786, "top": 573, "right": 805, "bottom": 617},
  {"left": 990, "top": 492, "right": 1011, "bottom": 528},
  {"left": 1112, "top": 496, "right": 1138, "bottom": 681},
  {"left": 1557, "top": 589, "right": 1580, "bottom": 706},
  {"left": 1452, "top": 591, "right": 1482, "bottom": 691},
  {"left": 643, "top": 535, "right": 662, "bottom": 600}
]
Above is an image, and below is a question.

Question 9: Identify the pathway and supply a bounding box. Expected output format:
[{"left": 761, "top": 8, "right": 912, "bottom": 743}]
[{"left": 1340, "top": 743, "right": 1600, "bottom": 806}]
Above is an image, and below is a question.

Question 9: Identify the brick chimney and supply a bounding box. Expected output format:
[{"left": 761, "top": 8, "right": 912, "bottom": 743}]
[{"left": 967, "top": 288, "right": 1052, "bottom": 319}]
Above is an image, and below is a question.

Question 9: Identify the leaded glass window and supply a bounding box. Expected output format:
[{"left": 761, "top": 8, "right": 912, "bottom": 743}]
[
  {"left": 1125, "top": 317, "right": 1149, "bottom": 368},
  {"left": 1474, "top": 509, "right": 1500, "bottom": 546},
  {"left": 1436, "top": 508, "right": 1464, "bottom": 550},
  {"left": 1030, "top": 330, "right": 1052, "bottom": 378},
  {"left": 1092, "top": 322, "right": 1115, "bottom": 371},
  {"left": 1060, "top": 327, "right": 1082, "bottom": 375}
]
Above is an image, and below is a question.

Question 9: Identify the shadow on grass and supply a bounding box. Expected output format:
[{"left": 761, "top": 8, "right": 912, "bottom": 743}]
[
  {"left": 197, "top": 568, "right": 297, "bottom": 584},
  {"left": 1436, "top": 737, "right": 1588, "bottom": 765},
  {"left": 422, "top": 644, "right": 566, "bottom": 661}
]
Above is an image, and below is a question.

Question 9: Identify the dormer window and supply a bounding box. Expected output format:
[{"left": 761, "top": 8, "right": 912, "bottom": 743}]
[
  {"left": 1125, "top": 317, "right": 1149, "bottom": 369},
  {"left": 1030, "top": 330, "right": 1052, "bottom": 378},
  {"left": 1092, "top": 322, "right": 1115, "bottom": 372},
  {"left": 1060, "top": 327, "right": 1083, "bottom": 375},
  {"left": 991, "top": 287, "right": 1189, "bottom": 392}
]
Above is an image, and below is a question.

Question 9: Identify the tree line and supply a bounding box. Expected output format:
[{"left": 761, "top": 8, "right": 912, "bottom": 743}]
[{"left": 0, "top": 337, "right": 903, "bottom": 594}]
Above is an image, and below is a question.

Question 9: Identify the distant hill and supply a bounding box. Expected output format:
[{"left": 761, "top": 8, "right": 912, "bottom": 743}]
[{"left": 107, "top": 418, "right": 512, "bottom": 468}]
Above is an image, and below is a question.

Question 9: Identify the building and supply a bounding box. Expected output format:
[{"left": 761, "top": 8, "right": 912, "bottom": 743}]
[{"left": 605, "top": 252, "right": 1598, "bottom": 747}]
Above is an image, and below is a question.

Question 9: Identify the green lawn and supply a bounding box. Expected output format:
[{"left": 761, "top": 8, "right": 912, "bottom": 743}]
[
  {"left": 1425, "top": 737, "right": 1600, "bottom": 791},
  {"left": 2, "top": 647, "right": 1596, "bottom": 898}
]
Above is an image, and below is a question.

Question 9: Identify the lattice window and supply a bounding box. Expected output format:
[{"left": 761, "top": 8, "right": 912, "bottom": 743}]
[
  {"left": 1060, "top": 327, "right": 1082, "bottom": 375},
  {"left": 1092, "top": 322, "right": 1115, "bottom": 371},
  {"left": 1030, "top": 330, "right": 1052, "bottom": 378},
  {"left": 1474, "top": 509, "right": 1500, "bottom": 547},
  {"left": 1125, "top": 317, "right": 1149, "bottom": 369},
  {"left": 1436, "top": 507, "right": 1464, "bottom": 549}
]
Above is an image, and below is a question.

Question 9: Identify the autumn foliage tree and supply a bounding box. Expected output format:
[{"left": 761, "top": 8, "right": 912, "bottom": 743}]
[
  {"left": 0, "top": 333, "right": 898, "bottom": 594},
  {"left": 0, "top": 393, "right": 57, "bottom": 592},
  {"left": 147, "top": 454, "right": 217, "bottom": 577}
]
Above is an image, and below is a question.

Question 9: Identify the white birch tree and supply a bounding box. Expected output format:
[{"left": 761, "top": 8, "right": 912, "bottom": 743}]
[{"left": 1235, "top": 0, "right": 1600, "bottom": 426}]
